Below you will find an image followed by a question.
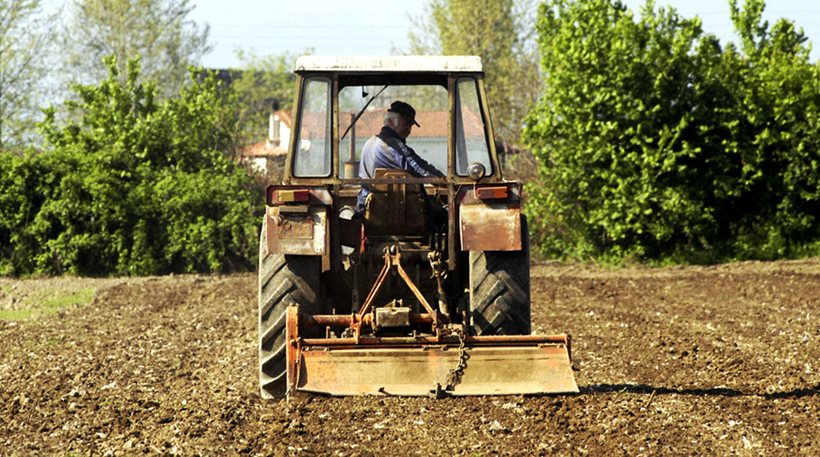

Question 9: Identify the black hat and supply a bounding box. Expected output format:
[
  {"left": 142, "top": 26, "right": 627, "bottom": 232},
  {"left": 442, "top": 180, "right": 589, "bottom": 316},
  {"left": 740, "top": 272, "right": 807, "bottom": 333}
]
[{"left": 388, "top": 100, "right": 420, "bottom": 127}]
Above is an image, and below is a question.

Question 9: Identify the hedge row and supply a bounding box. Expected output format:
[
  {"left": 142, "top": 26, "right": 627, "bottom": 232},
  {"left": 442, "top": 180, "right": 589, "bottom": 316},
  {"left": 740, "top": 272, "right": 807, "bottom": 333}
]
[{"left": 0, "top": 58, "right": 259, "bottom": 276}]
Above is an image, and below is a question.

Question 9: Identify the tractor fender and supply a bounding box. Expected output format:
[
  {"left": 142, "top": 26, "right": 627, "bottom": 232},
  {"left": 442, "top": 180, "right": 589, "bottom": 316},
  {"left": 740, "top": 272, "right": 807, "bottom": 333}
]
[
  {"left": 459, "top": 203, "right": 522, "bottom": 251},
  {"left": 458, "top": 184, "right": 523, "bottom": 252},
  {"left": 265, "top": 205, "right": 327, "bottom": 255},
  {"left": 264, "top": 186, "right": 332, "bottom": 270}
]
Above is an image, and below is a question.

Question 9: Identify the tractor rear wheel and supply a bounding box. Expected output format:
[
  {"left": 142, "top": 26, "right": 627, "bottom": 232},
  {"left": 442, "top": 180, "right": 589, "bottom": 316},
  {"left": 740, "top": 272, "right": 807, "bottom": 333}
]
[
  {"left": 258, "top": 217, "right": 321, "bottom": 398},
  {"left": 468, "top": 215, "right": 531, "bottom": 335}
]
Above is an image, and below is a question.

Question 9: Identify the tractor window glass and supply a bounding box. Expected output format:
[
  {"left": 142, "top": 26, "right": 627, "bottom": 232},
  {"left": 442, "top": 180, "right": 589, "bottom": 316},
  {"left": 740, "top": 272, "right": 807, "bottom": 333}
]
[
  {"left": 455, "top": 78, "right": 493, "bottom": 176},
  {"left": 338, "top": 84, "right": 448, "bottom": 179},
  {"left": 293, "top": 78, "right": 332, "bottom": 177}
]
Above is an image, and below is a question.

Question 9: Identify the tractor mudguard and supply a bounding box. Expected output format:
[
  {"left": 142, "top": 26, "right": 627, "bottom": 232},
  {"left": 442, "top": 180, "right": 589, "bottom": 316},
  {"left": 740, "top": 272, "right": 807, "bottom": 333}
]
[
  {"left": 458, "top": 203, "right": 521, "bottom": 251},
  {"left": 265, "top": 205, "right": 328, "bottom": 256},
  {"left": 459, "top": 203, "right": 522, "bottom": 252},
  {"left": 264, "top": 186, "right": 332, "bottom": 268},
  {"left": 458, "top": 183, "right": 523, "bottom": 252}
]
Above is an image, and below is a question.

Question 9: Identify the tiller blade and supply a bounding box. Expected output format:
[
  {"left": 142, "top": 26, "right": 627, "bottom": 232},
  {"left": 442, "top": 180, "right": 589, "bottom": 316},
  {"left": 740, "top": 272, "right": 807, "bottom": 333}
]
[{"left": 285, "top": 305, "right": 579, "bottom": 397}]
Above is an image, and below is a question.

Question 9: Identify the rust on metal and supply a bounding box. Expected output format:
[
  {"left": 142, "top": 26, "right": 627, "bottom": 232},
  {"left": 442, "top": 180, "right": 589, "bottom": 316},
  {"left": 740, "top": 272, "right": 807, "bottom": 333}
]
[
  {"left": 298, "top": 333, "right": 571, "bottom": 347},
  {"left": 363, "top": 170, "right": 429, "bottom": 237},
  {"left": 459, "top": 203, "right": 521, "bottom": 251},
  {"left": 285, "top": 302, "right": 578, "bottom": 397},
  {"left": 356, "top": 249, "right": 439, "bottom": 326},
  {"left": 291, "top": 341, "right": 578, "bottom": 396},
  {"left": 306, "top": 312, "right": 436, "bottom": 328},
  {"left": 266, "top": 206, "right": 327, "bottom": 256},
  {"left": 285, "top": 305, "right": 301, "bottom": 394}
]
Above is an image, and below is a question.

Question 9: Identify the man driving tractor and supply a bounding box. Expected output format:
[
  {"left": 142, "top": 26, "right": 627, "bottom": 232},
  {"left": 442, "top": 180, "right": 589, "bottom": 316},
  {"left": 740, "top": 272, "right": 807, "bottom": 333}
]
[{"left": 354, "top": 101, "right": 445, "bottom": 225}]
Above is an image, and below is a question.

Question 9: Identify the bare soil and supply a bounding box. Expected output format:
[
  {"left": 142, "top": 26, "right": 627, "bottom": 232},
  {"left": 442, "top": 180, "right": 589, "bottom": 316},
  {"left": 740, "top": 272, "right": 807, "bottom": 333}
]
[{"left": 1, "top": 260, "right": 818, "bottom": 456}]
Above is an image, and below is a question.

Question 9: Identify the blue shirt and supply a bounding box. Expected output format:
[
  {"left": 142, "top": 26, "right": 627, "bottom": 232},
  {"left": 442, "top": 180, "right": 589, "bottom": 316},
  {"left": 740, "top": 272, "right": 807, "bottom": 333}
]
[{"left": 355, "top": 126, "right": 443, "bottom": 214}]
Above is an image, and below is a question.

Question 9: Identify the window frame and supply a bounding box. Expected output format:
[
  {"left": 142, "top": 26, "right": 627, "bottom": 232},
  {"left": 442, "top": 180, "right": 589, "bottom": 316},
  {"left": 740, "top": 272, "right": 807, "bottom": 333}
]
[{"left": 291, "top": 76, "right": 333, "bottom": 178}]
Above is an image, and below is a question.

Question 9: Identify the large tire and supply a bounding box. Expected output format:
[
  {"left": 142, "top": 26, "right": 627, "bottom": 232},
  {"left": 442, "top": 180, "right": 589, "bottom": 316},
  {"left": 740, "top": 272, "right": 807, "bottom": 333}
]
[
  {"left": 468, "top": 215, "right": 531, "bottom": 335},
  {"left": 258, "top": 217, "right": 321, "bottom": 398}
]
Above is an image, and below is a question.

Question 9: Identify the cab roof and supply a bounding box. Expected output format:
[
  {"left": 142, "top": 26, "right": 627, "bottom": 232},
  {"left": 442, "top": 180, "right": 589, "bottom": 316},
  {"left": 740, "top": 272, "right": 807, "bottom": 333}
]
[{"left": 294, "top": 55, "right": 483, "bottom": 73}]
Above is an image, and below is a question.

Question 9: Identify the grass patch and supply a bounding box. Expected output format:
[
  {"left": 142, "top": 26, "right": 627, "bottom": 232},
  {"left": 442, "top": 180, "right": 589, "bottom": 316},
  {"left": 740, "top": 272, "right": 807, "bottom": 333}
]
[
  {"left": 0, "top": 309, "right": 37, "bottom": 320},
  {"left": 0, "top": 287, "right": 96, "bottom": 321}
]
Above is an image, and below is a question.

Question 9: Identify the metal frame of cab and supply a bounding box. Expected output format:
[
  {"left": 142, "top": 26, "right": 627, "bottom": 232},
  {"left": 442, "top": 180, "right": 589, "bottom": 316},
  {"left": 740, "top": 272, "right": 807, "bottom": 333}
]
[{"left": 270, "top": 56, "right": 518, "bottom": 273}]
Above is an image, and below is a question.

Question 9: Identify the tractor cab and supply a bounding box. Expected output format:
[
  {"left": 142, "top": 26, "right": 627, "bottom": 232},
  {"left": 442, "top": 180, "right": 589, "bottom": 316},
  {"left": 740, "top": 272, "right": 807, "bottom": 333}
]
[{"left": 286, "top": 56, "right": 497, "bottom": 183}]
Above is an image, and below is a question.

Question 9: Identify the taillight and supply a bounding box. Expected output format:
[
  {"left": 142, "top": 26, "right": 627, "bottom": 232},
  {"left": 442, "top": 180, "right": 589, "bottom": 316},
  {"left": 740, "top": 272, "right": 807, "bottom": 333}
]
[
  {"left": 475, "top": 186, "right": 508, "bottom": 200},
  {"left": 268, "top": 188, "right": 311, "bottom": 205},
  {"left": 279, "top": 189, "right": 310, "bottom": 202}
]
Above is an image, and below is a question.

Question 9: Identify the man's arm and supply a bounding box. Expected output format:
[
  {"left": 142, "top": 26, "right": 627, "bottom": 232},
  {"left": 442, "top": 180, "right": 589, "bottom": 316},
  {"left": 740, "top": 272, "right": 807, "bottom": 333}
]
[
  {"left": 379, "top": 137, "right": 443, "bottom": 178},
  {"left": 367, "top": 136, "right": 444, "bottom": 178},
  {"left": 393, "top": 148, "right": 444, "bottom": 178}
]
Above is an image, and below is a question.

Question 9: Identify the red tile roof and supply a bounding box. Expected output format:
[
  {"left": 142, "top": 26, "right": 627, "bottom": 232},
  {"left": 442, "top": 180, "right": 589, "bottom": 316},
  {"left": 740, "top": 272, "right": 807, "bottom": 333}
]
[
  {"left": 240, "top": 109, "right": 484, "bottom": 158},
  {"left": 242, "top": 141, "right": 288, "bottom": 157},
  {"left": 342, "top": 110, "right": 482, "bottom": 139}
]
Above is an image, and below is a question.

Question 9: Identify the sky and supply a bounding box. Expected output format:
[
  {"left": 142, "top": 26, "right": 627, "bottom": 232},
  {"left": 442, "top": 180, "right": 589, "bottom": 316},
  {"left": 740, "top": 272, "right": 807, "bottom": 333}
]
[
  {"left": 189, "top": 0, "right": 428, "bottom": 68},
  {"left": 187, "top": 0, "right": 820, "bottom": 69},
  {"left": 40, "top": 0, "right": 819, "bottom": 68}
]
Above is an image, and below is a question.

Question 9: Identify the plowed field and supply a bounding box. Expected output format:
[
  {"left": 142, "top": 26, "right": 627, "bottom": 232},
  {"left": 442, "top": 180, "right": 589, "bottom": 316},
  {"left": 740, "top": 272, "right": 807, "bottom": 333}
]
[{"left": 1, "top": 260, "right": 818, "bottom": 456}]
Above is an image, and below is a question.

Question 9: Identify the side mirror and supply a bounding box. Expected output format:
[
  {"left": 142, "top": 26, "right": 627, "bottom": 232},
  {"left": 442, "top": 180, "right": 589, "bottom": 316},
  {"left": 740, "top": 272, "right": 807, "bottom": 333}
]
[{"left": 467, "top": 162, "right": 486, "bottom": 181}]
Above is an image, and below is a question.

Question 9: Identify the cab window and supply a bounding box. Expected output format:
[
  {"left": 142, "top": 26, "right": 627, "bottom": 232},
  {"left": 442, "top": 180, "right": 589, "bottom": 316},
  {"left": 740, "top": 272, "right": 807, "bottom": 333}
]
[
  {"left": 455, "top": 78, "right": 493, "bottom": 176},
  {"left": 338, "top": 84, "right": 448, "bottom": 179},
  {"left": 293, "top": 77, "right": 332, "bottom": 177}
]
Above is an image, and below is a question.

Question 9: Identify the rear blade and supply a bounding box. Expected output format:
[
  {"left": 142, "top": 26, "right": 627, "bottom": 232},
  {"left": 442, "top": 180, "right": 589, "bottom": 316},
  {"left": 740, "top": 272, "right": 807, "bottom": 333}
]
[{"left": 291, "top": 338, "right": 579, "bottom": 396}]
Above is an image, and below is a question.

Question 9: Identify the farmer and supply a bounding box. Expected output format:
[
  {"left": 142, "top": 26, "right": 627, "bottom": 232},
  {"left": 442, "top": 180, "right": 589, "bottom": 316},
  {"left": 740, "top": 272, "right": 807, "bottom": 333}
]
[{"left": 354, "top": 101, "right": 445, "bottom": 225}]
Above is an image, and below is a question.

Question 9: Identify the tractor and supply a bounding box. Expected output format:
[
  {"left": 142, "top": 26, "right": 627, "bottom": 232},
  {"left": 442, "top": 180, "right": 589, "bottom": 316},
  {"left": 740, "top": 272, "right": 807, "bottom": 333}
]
[{"left": 258, "top": 56, "right": 577, "bottom": 397}]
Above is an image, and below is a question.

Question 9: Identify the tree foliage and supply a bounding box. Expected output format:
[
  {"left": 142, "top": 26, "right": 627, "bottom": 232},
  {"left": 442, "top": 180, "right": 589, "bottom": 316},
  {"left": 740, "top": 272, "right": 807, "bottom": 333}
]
[
  {"left": 409, "top": 0, "right": 541, "bottom": 143},
  {"left": 0, "top": 57, "right": 259, "bottom": 276},
  {"left": 523, "top": 0, "right": 820, "bottom": 263},
  {"left": 0, "top": 0, "right": 56, "bottom": 148},
  {"left": 230, "top": 50, "right": 299, "bottom": 148},
  {"left": 59, "top": 0, "right": 210, "bottom": 97}
]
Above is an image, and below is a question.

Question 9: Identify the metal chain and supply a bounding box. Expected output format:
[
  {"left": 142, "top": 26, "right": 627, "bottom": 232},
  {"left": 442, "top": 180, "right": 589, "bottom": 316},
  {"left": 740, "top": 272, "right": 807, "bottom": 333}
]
[
  {"left": 427, "top": 251, "right": 448, "bottom": 281},
  {"left": 444, "top": 332, "right": 469, "bottom": 391}
]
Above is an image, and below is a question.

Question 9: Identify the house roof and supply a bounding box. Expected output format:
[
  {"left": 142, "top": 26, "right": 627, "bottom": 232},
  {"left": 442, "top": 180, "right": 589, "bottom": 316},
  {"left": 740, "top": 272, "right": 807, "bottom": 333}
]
[
  {"left": 240, "top": 108, "right": 484, "bottom": 158},
  {"left": 242, "top": 141, "right": 287, "bottom": 158},
  {"left": 239, "top": 110, "right": 292, "bottom": 158},
  {"left": 343, "top": 110, "right": 454, "bottom": 139},
  {"left": 275, "top": 110, "right": 292, "bottom": 128}
]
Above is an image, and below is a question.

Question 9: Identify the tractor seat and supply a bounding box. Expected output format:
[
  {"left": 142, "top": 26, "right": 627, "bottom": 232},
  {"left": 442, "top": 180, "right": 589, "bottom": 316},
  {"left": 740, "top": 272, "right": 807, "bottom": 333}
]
[{"left": 364, "top": 168, "right": 429, "bottom": 237}]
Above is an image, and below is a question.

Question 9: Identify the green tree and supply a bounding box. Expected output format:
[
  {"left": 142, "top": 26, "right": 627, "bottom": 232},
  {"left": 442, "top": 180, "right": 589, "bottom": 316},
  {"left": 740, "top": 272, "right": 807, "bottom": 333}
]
[
  {"left": 721, "top": 0, "right": 820, "bottom": 257},
  {"left": 59, "top": 0, "right": 210, "bottom": 97},
  {"left": 231, "top": 50, "right": 299, "bottom": 149},
  {"left": 409, "top": 0, "right": 541, "bottom": 143},
  {"left": 0, "top": 56, "right": 258, "bottom": 276},
  {"left": 0, "top": 151, "right": 39, "bottom": 274},
  {"left": 0, "top": 0, "right": 56, "bottom": 148},
  {"left": 523, "top": 0, "right": 820, "bottom": 262}
]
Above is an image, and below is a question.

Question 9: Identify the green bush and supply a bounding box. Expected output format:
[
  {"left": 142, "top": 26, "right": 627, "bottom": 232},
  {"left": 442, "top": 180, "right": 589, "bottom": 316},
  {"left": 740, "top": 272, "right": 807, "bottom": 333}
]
[
  {"left": 1, "top": 57, "right": 259, "bottom": 276},
  {"left": 523, "top": 0, "right": 820, "bottom": 263}
]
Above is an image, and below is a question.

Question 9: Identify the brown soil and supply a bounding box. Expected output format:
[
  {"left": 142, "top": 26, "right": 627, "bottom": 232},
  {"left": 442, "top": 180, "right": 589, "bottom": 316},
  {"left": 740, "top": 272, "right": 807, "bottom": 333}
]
[{"left": 1, "top": 260, "right": 818, "bottom": 456}]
